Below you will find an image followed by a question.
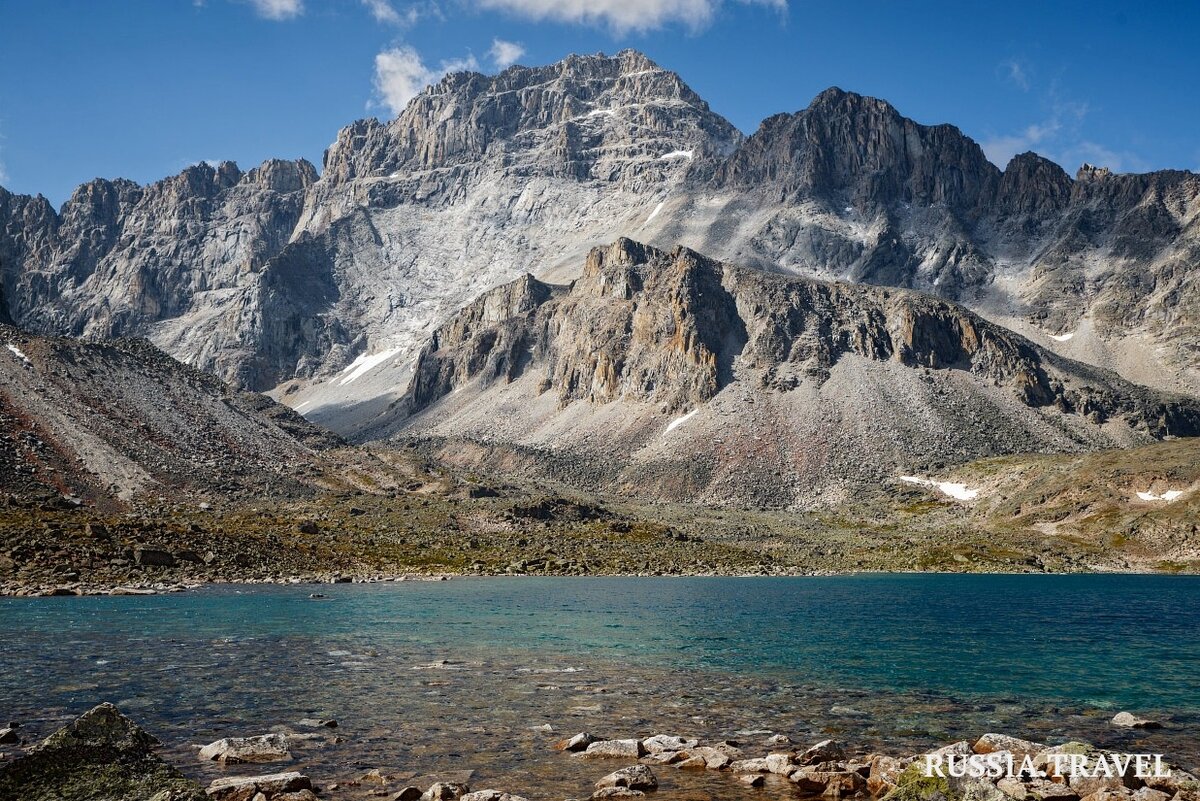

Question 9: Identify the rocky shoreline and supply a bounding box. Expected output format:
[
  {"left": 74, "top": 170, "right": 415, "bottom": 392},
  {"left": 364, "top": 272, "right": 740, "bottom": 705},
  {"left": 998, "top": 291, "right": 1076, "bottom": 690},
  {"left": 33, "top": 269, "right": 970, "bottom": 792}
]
[{"left": 1, "top": 705, "right": 1194, "bottom": 801}]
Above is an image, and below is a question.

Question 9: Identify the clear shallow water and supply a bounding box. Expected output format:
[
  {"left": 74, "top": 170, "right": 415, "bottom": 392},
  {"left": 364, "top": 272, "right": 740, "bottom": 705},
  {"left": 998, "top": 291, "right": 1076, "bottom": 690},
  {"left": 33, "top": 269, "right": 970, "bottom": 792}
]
[{"left": 1, "top": 575, "right": 1198, "bottom": 799}]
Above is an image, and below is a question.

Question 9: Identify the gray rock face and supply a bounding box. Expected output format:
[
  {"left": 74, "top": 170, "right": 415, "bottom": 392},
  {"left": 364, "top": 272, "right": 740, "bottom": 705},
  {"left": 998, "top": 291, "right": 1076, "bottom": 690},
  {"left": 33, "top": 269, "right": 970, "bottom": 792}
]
[
  {"left": 388, "top": 240, "right": 1200, "bottom": 508},
  {"left": 0, "top": 325, "right": 340, "bottom": 505},
  {"left": 0, "top": 49, "right": 1196, "bottom": 429}
]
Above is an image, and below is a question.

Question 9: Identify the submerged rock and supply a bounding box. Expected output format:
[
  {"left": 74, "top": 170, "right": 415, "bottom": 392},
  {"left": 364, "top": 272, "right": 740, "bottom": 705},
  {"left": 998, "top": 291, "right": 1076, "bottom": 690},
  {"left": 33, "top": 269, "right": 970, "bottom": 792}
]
[
  {"left": 1110, "top": 712, "right": 1162, "bottom": 729},
  {"left": 0, "top": 702, "right": 205, "bottom": 801}
]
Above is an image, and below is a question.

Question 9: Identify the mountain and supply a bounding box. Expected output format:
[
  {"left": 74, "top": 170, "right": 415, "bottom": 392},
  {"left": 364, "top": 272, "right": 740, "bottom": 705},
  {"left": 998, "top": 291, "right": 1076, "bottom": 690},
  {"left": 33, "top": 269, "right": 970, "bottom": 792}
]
[
  {"left": 0, "top": 50, "right": 1196, "bottom": 437},
  {"left": 0, "top": 323, "right": 339, "bottom": 508},
  {"left": 383, "top": 239, "right": 1200, "bottom": 509}
]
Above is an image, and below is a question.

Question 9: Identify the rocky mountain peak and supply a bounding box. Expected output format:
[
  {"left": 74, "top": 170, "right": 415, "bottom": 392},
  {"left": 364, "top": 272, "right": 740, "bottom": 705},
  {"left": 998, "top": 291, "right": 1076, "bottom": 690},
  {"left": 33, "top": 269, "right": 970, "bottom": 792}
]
[
  {"left": 321, "top": 49, "right": 740, "bottom": 187},
  {"left": 714, "top": 86, "right": 999, "bottom": 215},
  {"left": 995, "top": 151, "right": 1073, "bottom": 218}
]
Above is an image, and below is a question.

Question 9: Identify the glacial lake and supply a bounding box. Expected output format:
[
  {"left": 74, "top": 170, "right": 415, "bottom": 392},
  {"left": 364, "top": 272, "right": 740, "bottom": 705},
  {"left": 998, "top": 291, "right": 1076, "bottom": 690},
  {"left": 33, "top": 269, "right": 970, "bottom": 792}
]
[{"left": 2, "top": 575, "right": 1198, "bottom": 798}]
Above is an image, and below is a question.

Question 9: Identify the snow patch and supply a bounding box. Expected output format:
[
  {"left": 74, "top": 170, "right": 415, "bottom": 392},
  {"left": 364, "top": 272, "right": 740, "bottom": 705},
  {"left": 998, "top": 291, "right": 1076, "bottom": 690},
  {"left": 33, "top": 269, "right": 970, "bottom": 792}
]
[
  {"left": 1049, "top": 332, "right": 1075, "bottom": 342},
  {"left": 899, "top": 475, "right": 980, "bottom": 501},
  {"left": 5, "top": 343, "right": 30, "bottom": 364},
  {"left": 1136, "top": 490, "right": 1185, "bottom": 503},
  {"left": 645, "top": 201, "right": 665, "bottom": 224},
  {"left": 664, "top": 409, "right": 697, "bottom": 434},
  {"left": 338, "top": 346, "right": 404, "bottom": 386},
  {"left": 586, "top": 108, "right": 614, "bottom": 118},
  {"left": 658, "top": 149, "right": 694, "bottom": 161}
]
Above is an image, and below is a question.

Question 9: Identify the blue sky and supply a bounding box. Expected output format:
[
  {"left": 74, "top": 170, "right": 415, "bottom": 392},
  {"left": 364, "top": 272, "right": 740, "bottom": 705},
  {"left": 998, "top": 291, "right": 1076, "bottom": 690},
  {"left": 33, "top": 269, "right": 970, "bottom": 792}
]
[{"left": 2, "top": 0, "right": 1198, "bottom": 208}]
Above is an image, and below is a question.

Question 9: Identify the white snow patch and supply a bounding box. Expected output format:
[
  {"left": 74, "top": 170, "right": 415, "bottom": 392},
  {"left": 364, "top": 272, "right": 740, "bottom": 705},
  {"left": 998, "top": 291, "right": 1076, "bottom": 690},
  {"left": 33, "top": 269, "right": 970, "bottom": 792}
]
[
  {"left": 899, "top": 475, "right": 980, "bottom": 501},
  {"left": 658, "top": 149, "right": 694, "bottom": 161},
  {"left": 294, "top": 401, "right": 312, "bottom": 411},
  {"left": 645, "top": 201, "right": 665, "bottom": 224},
  {"left": 1049, "top": 332, "right": 1075, "bottom": 342},
  {"left": 664, "top": 409, "right": 697, "bottom": 434},
  {"left": 338, "top": 346, "right": 404, "bottom": 386},
  {"left": 586, "top": 108, "right": 615, "bottom": 118},
  {"left": 1136, "top": 490, "right": 1185, "bottom": 503},
  {"left": 5, "top": 343, "right": 30, "bottom": 364}
]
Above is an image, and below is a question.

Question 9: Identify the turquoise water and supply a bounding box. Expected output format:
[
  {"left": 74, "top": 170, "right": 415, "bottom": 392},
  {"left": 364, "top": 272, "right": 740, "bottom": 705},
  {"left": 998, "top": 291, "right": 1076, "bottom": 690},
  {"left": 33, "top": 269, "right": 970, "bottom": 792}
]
[{"left": 1, "top": 575, "right": 1198, "bottom": 797}]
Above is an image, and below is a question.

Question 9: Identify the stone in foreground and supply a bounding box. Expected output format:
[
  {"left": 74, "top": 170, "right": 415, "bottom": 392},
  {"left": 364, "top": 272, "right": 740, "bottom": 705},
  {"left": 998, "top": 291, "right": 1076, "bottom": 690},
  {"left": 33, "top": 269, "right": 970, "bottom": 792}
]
[
  {"left": 582, "top": 740, "right": 646, "bottom": 759},
  {"left": 595, "top": 765, "right": 658, "bottom": 791},
  {"left": 206, "top": 772, "right": 312, "bottom": 800},
  {"left": 0, "top": 702, "right": 204, "bottom": 801},
  {"left": 198, "top": 734, "right": 292, "bottom": 764}
]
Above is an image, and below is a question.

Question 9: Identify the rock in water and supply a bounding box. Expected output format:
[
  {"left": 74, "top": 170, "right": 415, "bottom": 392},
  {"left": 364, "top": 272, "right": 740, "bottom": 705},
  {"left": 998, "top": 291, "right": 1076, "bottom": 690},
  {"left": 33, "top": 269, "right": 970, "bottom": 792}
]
[
  {"left": 0, "top": 702, "right": 204, "bottom": 801},
  {"left": 1110, "top": 712, "right": 1162, "bottom": 729},
  {"left": 198, "top": 734, "right": 292, "bottom": 764},
  {"left": 205, "top": 771, "right": 313, "bottom": 800},
  {"left": 594, "top": 765, "right": 658, "bottom": 791}
]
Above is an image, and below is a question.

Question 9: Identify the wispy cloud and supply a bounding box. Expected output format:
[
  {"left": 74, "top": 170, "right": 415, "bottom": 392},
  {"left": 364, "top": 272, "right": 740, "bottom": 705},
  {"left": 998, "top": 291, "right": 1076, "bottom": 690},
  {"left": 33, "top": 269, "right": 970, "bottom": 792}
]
[
  {"left": 489, "top": 38, "right": 526, "bottom": 69},
  {"left": 373, "top": 45, "right": 479, "bottom": 116},
  {"left": 1002, "top": 58, "right": 1030, "bottom": 91},
  {"left": 476, "top": 0, "right": 786, "bottom": 34},
  {"left": 361, "top": 0, "right": 421, "bottom": 25},
  {"left": 241, "top": 0, "right": 303, "bottom": 20}
]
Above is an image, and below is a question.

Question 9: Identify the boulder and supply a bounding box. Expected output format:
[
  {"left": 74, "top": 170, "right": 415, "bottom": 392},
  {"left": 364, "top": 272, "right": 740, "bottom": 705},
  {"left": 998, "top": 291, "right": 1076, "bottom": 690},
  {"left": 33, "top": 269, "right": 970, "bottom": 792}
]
[
  {"left": 595, "top": 765, "right": 657, "bottom": 791},
  {"left": 868, "top": 755, "right": 908, "bottom": 796},
  {"left": 642, "top": 734, "right": 697, "bottom": 754},
  {"left": 974, "top": 734, "right": 1047, "bottom": 760},
  {"left": 766, "top": 753, "right": 798, "bottom": 775},
  {"left": 1111, "top": 713, "right": 1162, "bottom": 730},
  {"left": 198, "top": 734, "right": 291, "bottom": 764},
  {"left": 421, "top": 782, "right": 470, "bottom": 801},
  {"left": 206, "top": 772, "right": 312, "bottom": 800},
  {"left": 555, "top": 732, "right": 596, "bottom": 752},
  {"left": 1132, "top": 791, "right": 1171, "bottom": 801},
  {"left": 687, "top": 746, "right": 734, "bottom": 769},
  {"left": 134, "top": 548, "right": 177, "bottom": 567},
  {"left": 0, "top": 703, "right": 205, "bottom": 801},
  {"left": 393, "top": 788, "right": 424, "bottom": 801},
  {"left": 791, "top": 769, "right": 867, "bottom": 797},
  {"left": 675, "top": 756, "right": 708, "bottom": 770},
  {"left": 730, "top": 758, "right": 771, "bottom": 774},
  {"left": 740, "top": 774, "right": 766, "bottom": 787},
  {"left": 460, "top": 792, "right": 530, "bottom": 801},
  {"left": 275, "top": 791, "right": 319, "bottom": 801},
  {"left": 800, "top": 739, "right": 847, "bottom": 766},
  {"left": 0, "top": 727, "right": 17, "bottom": 745},
  {"left": 583, "top": 740, "right": 645, "bottom": 759},
  {"left": 592, "top": 790, "right": 645, "bottom": 799}
]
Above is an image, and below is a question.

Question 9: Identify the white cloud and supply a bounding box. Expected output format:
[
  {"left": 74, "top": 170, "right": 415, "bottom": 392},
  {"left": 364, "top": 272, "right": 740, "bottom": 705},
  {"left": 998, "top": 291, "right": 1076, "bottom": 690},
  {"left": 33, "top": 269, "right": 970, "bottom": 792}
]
[
  {"left": 243, "top": 0, "right": 303, "bottom": 20},
  {"left": 373, "top": 46, "right": 479, "bottom": 116},
  {"left": 489, "top": 38, "right": 526, "bottom": 69},
  {"left": 476, "top": 0, "right": 785, "bottom": 33},
  {"left": 361, "top": 0, "right": 417, "bottom": 25},
  {"left": 1002, "top": 59, "right": 1030, "bottom": 91}
]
